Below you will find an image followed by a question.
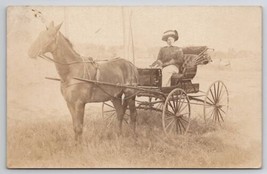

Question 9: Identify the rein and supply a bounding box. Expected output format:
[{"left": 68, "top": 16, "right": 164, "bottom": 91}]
[
  {"left": 39, "top": 54, "right": 98, "bottom": 86},
  {"left": 39, "top": 54, "right": 95, "bottom": 65}
]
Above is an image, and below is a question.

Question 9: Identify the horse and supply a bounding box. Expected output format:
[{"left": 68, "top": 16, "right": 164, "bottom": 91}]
[{"left": 28, "top": 21, "right": 139, "bottom": 141}]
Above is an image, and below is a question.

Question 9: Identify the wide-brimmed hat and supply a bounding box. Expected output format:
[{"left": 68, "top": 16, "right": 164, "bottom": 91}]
[{"left": 162, "top": 30, "right": 179, "bottom": 42}]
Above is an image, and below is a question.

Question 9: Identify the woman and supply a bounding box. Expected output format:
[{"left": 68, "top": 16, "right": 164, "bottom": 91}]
[{"left": 150, "top": 30, "right": 184, "bottom": 87}]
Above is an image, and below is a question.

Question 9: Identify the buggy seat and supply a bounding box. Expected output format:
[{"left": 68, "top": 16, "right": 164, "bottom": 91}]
[{"left": 171, "top": 46, "right": 210, "bottom": 85}]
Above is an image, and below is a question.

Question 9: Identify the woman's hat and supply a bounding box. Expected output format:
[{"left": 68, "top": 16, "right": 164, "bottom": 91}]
[{"left": 162, "top": 30, "right": 179, "bottom": 42}]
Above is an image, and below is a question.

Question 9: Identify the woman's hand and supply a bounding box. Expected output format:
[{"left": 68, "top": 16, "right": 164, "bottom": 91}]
[{"left": 150, "top": 60, "right": 163, "bottom": 68}]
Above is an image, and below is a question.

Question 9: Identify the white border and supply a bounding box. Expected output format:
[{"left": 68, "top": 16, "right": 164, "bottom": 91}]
[{"left": 1, "top": 0, "right": 265, "bottom": 173}]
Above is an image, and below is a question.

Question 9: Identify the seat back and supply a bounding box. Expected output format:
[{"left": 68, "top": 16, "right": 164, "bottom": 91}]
[{"left": 180, "top": 54, "right": 198, "bottom": 79}]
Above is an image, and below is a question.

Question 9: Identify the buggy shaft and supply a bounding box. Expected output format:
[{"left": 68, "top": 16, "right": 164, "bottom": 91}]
[{"left": 73, "top": 77, "right": 165, "bottom": 96}]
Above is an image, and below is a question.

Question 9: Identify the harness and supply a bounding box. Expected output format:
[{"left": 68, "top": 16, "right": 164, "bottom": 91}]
[
  {"left": 40, "top": 54, "right": 123, "bottom": 99},
  {"left": 37, "top": 33, "right": 136, "bottom": 101}
]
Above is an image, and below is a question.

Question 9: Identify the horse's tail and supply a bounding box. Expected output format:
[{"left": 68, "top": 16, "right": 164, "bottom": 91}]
[{"left": 128, "top": 60, "right": 139, "bottom": 86}]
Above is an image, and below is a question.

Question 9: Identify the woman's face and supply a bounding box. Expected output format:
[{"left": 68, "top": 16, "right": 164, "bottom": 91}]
[{"left": 167, "top": 37, "right": 175, "bottom": 46}]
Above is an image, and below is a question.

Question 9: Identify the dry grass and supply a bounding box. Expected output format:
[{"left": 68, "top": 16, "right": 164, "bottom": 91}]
[
  {"left": 7, "top": 59, "right": 262, "bottom": 168},
  {"left": 7, "top": 41, "right": 262, "bottom": 168},
  {"left": 7, "top": 109, "right": 261, "bottom": 168}
]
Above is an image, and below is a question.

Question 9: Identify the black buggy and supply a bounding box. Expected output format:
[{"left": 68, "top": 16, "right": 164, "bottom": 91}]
[{"left": 101, "top": 46, "right": 229, "bottom": 135}]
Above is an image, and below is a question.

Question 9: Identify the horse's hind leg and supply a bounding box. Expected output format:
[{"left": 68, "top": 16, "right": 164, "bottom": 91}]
[
  {"left": 111, "top": 98, "right": 124, "bottom": 135},
  {"left": 127, "top": 96, "right": 137, "bottom": 133}
]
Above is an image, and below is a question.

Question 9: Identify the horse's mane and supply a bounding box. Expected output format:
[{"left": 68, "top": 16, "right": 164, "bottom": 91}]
[
  {"left": 64, "top": 37, "right": 74, "bottom": 48},
  {"left": 60, "top": 32, "right": 81, "bottom": 57}
]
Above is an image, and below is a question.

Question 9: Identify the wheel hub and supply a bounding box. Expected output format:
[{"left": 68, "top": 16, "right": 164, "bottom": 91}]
[{"left": 215, "top": 103, "right": 222, "bottom": 109}]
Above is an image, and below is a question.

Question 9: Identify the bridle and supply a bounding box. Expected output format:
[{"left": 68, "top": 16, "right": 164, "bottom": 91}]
[
  {"left": 37, "top": 32, "right": 96, "bottom": 66},
  {"left": 36, "top": 32, "right": 100, "bottom": 86}
]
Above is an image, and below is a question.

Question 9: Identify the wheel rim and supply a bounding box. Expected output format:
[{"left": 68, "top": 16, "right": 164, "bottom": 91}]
[
  {"left": 204, "top": 81, "right": 229, "bottom": 124},
  {"left": 102, "top": 102, "right": 130, "bottom": 128},
  {"left": 162, "top": 88, "right": 191, "bottom": 135}
]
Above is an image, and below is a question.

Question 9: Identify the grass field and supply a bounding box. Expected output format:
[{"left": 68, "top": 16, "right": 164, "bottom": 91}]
[
  {"left": 7, "top": 109, "right": 261, "bottom": 168},
  {"left": 7, "top": 61, "right": 262, "bottom": 168},
  {"left": 7, "top": 33, "right": 262, "bottom": 168}
]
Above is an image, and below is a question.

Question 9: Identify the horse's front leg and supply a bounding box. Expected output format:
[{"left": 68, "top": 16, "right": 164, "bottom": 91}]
[{"left": 67, "top": 101, "right": 85, "bottom": 142}]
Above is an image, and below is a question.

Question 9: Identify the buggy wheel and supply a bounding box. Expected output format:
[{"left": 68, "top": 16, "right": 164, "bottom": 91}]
[
  {"left": 162, "top": 88, "right": 191, "bottom": 135},
  {"left": 204, "top": 81, "right": 229, "bottom": 124},
  {"left": 102, "top": 102, "right": 130, "bottom": 128}
]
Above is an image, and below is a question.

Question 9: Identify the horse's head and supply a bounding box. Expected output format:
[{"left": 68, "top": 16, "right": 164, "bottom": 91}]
[{"left": 28, "top": 21, "right": 63, "bottom": 58}]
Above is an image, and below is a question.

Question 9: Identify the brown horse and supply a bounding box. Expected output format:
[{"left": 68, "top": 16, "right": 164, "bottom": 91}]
[{"left": 28, "top": 21, "right": 138, "bottom": 141}]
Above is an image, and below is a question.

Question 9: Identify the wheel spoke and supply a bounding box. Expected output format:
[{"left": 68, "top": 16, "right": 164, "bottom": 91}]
[
  {"left": 163, "top": 89, "right": 191, "bottom": 136},
  {"left": 104, "top": 110, "right": 116, "bottom": 113},
  {"left": 179, "top": 102, "right": 188, "bottom": 113},
  {"left": 204, "top": 81, "right": 229, "bottom": 124},
  {"left": 213, "top": 83, "right": 217, "bottom": 102},
  {"left": 107, "top": 115, "right": 116, "bottom": 127},
  {"left": 165, "top": 117, "right": 175, "bottom": 131},
  {"left": 218, "top": 107, "right": 226, "bottom": 114},
  {"left": 104, "top": 102, "right": 114, "bottom": 108},
  {"left": 174, "top": 94, "right": 181, "bottom": 113},
  {"left": 165, "top": 114, "right": 175, "bottom": 121},
  {"left": 217, "top": 109, "right": 224, "bottom": 122},
  {"left": 207, "top": 96, "right": 215, "bottom": 104},
  {"left": 177, "top": 96, "right": 185, "bottom": 113},
  {"left": 180, "top": 115, "right": 189, "bottom": 123},
  {"left": 219, "top": 89, "right": 226, "bottom": 103},
  {"left": 172, "top": 94, "right": 177, "bottom": 111},
  {"left": 209, "top": 108, "right": 216, "bottom": 121},
  {"left": 209, "top": 88, "right": 216, "bottom": 103},
  {"left": 156, "top": 103, "right": 163, "bottom": 110},
  {"left": 104, "top": 112, "right": 116, "bottom": 120},
  {"left": 166, "top": 110, "right": 176, "bottom": 117},
  {"left": 168, "top": 119, "right": 176, "bottom": 133},
  {"left": 218, "top": 83, "right": 224, "bottom": 99},
  {"left": 178, "top": 118, "right": 186, "bottom": 132},
  {"left": 206, "top": 107, "right": 214, "bottom": 116},
  {"left": 213, "top": 109, "right": 218, "bottom": 122},
  {"left": 215, "top": 110, "right": 222, "bottom": 126},
  {"left": 177, "top": 119, "right": 183, "bottom": 134},
  {"left": 176, "top": 95, "right": 181, "bottom": 108},
  {"left": 168, "top": 101, "right": 175, "bottom": 113},
  {"left": 215, "top": 109, "right": 219, "bottom": 122},
  {"left": 216, "top": 82, "right": 220, "bottom": 100},
  {"left": 174, "top": 99, "right": 178, "bottom": 114},
  {"left": 205, "top": 104, "right": 215, "bottom": 107}
]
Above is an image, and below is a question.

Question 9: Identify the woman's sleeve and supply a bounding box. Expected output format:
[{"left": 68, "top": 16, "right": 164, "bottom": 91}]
[
  {"left": 176, "top": 48, "right": 184, "bottom": 64},
  {"left": 157, "top": 48, "right": 163, "bottom": 62}
]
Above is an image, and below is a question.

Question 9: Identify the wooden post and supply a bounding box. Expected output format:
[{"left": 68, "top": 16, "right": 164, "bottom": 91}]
[
  {"left": 129, "top": 10, "right": 135, "bottom": 65},
  {"left": 121, "top": 7, "right": 127, "bottom": 59}
]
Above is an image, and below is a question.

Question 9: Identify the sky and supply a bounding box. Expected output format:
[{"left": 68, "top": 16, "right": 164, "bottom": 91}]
[{"left": 8, "top": 6, "right": 262, "bottom": 53}]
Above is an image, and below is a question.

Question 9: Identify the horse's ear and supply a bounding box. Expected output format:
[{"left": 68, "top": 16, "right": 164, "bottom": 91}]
[{"left": 55, "top": 22, "right": 63, "bottom": 33}]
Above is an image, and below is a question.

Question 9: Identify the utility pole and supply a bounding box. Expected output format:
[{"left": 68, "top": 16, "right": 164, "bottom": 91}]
[
  {"left": 129, "top": 10, "right": 135, "bottom": 65},
  {"left": 64, "top": 7, "right": 69, "bottom": 39}
]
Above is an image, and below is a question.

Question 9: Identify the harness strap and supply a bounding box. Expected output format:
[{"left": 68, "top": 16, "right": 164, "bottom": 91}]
[{"left": 41, "top": 54, "right": 134, "bottom": 101}]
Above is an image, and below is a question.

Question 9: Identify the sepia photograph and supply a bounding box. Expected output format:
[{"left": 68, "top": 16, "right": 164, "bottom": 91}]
[{"left": 7, "top": 6, "right": 262, "bottom": 168}]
